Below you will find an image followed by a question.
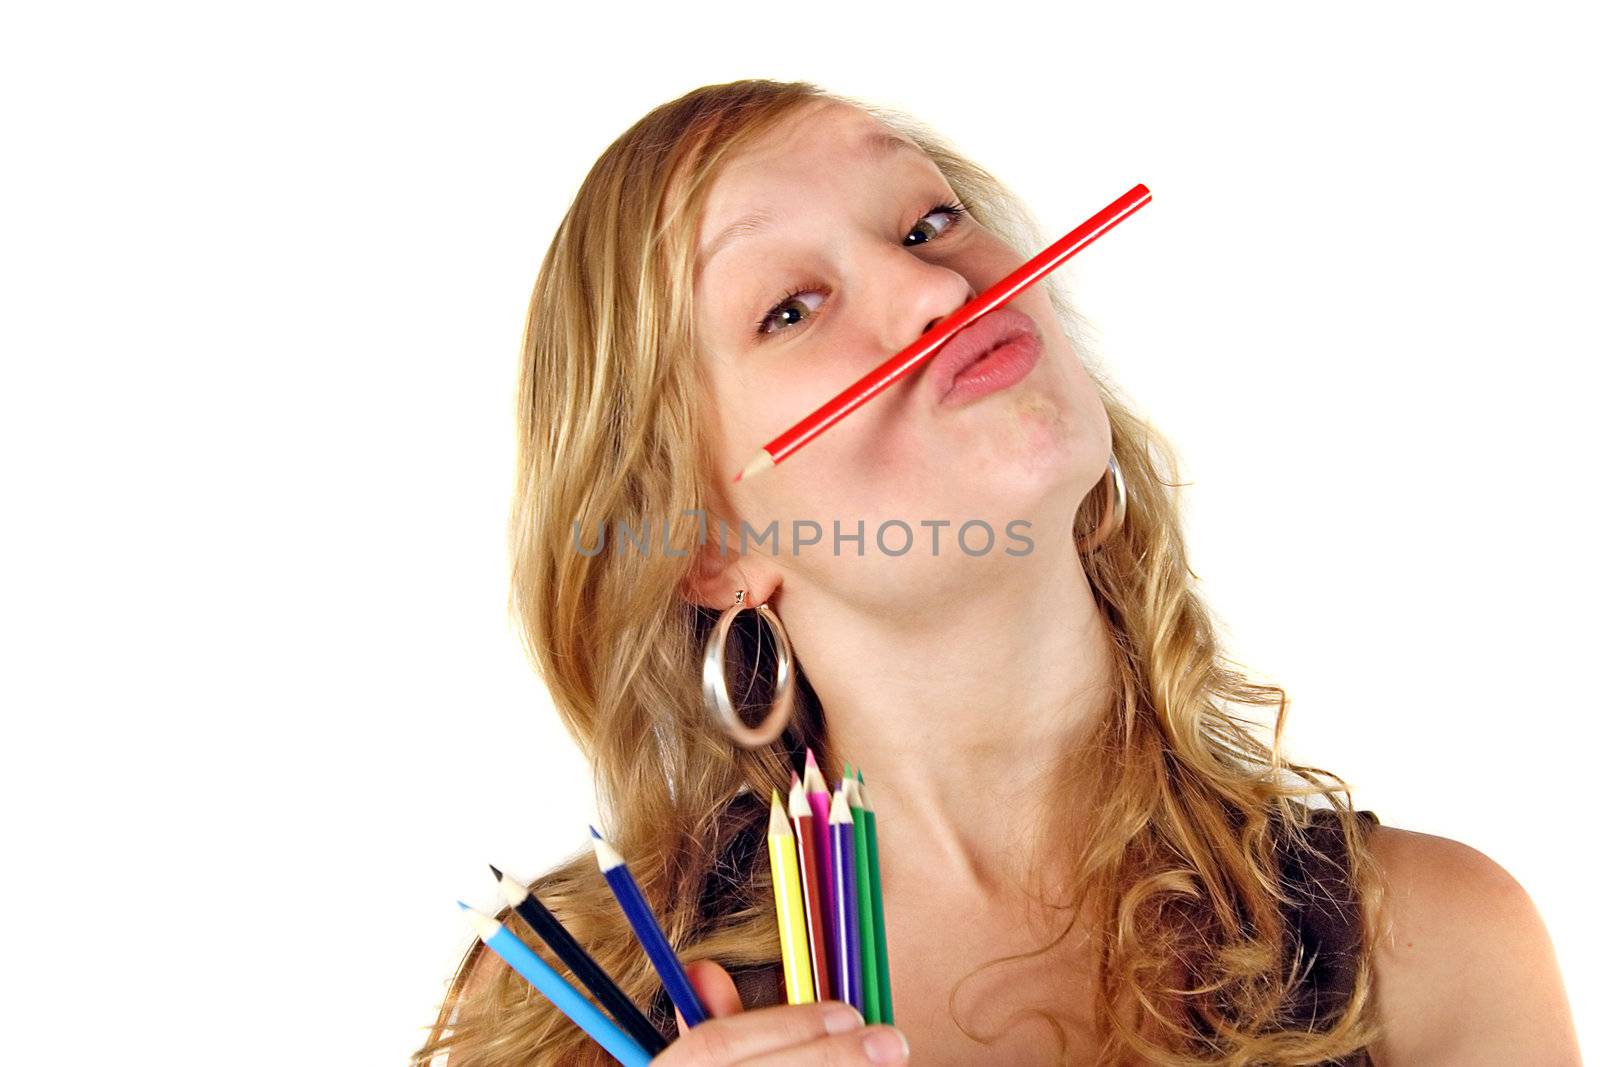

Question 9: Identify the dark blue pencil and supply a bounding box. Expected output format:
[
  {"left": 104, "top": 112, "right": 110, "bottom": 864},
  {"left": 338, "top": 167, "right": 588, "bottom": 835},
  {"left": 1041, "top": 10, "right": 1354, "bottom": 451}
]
[
  {"left": 828, "top": 783, "right": 863, "bottom": 1013},
  {"left": 591, "top": 825, "right": 708, "bottom": 1028}
]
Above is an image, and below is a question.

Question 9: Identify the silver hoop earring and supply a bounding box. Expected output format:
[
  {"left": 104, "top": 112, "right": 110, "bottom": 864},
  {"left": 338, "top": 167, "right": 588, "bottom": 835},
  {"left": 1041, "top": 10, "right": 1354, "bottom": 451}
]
[
  {"left": 701, "top": 589, "right": 796, "bottom": 748},
  {"left": 1076, "top": 451, "right": 1127, "bottom": 555}
]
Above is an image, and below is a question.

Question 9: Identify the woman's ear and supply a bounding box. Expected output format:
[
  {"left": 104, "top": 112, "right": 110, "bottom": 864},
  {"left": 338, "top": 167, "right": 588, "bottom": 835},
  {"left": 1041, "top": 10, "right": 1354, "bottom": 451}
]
[
  {"left": 679, "top": 537, "right": 781, "bottom": 611},
  {"left": 680, "top": 538, "right": 735, "bottom": 610}
]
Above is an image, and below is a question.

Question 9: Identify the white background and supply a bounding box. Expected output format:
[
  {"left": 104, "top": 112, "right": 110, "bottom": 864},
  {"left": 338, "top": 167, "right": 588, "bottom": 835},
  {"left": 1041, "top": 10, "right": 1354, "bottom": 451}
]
[{"left": 2, "top": 2, "right": 1594, "bottom": 1062}]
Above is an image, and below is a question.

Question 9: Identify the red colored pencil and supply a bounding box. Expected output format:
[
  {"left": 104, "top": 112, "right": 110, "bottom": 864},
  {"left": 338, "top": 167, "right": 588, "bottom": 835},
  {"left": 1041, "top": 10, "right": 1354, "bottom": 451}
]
[
  {"left": 801, "top": 750, "right": 837, "bottom": 978},
  {"left": 733, "top": 183, "right": 1153, "bottom": 483},
  {"left": 788, "top": 771, "right": 834, "bottom": 1001}
]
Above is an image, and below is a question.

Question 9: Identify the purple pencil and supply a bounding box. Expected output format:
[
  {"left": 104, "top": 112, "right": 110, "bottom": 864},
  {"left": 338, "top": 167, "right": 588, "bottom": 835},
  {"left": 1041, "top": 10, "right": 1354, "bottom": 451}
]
[
  {"left": 828, "top": 781, "right": 863, "bottom": 1013},
  {"left": 803, "top": 750, "right": 836, "bottom": 959}
]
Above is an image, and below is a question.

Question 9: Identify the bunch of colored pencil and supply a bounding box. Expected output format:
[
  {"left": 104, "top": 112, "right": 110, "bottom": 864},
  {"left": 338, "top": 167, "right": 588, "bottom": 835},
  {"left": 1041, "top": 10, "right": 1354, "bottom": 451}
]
[
  {"left": 456, "top": 827, "right": 707, "bottom": 1066},
  {"left": 765, "top": 749, "right": 894, "bottom": 1023},
  {"left": 452, "top": 752, "right": 893, "bottom": 1063}
]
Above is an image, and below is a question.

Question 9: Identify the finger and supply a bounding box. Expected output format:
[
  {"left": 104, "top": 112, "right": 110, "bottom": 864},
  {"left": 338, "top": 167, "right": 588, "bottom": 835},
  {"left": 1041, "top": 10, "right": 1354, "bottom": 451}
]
[
  {"left": 675, "top": 959, "right": 745, "bottom": 1035},
  {"left": 659, "top": 1000, "right": 866, "bottom": 1065},
  {"left": 688, "top": 959, "right": 746, "bottom": 1018},
  {"left": 736, "top": 1024, "right": 911, "bottom": 1066}
]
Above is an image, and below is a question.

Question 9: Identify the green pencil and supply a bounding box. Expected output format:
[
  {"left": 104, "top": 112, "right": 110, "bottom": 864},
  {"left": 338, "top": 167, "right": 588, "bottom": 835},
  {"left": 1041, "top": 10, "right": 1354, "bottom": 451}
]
[
  {"left": 858, "top": 770, "right": 893, "bottom": 1023},
  {"left": 847, "top": 767, "right": 881, "bottom": 1023}
]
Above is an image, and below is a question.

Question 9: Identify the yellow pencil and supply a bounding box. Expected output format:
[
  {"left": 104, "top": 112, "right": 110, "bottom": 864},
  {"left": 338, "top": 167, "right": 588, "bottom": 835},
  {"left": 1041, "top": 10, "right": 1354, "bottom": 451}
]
[{"left": 767, "top": 788, "right": 816, "bottom": 1004}]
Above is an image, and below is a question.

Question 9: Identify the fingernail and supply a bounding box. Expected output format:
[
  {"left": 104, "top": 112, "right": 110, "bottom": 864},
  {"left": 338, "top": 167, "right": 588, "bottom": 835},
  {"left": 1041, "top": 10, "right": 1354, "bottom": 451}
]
[
  {"left": 862, "top": 1026, "right": 910, "bottom": 1063},
  {"left": 822, "top": 1003, "right": 863, "bottom": 1034}
]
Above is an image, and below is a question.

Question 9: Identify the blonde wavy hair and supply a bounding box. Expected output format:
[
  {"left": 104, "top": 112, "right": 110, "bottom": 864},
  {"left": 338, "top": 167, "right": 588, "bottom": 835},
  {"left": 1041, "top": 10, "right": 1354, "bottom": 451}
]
[{"left": 412, "top": 78, "right": 1386, "bottom": 1065}]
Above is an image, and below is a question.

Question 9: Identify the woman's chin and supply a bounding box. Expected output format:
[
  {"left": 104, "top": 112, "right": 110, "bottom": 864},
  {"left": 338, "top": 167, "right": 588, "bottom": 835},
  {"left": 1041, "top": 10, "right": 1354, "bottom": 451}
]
[{"left": 940, "top": 388, "right": 1082, "bottom": 485}]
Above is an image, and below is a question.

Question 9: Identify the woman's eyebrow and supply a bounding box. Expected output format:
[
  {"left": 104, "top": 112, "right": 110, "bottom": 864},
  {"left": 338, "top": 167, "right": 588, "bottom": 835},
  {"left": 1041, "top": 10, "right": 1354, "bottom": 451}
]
[{"left": 696, "top": 133, "right": 929, "bottom": 275}]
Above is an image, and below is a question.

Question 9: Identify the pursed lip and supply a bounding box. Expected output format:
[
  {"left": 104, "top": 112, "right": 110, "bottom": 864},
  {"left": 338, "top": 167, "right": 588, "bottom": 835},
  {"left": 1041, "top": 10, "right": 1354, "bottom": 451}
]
[{"left": 925, "top": 305, "right": 1042, "bottom": 404}]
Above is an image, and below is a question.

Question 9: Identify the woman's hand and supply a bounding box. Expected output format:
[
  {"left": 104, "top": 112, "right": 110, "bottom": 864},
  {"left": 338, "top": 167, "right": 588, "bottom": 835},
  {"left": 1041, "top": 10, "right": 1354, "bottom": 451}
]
[{"left": 655, "top": 960, "right": 910, "bottom": 1064}]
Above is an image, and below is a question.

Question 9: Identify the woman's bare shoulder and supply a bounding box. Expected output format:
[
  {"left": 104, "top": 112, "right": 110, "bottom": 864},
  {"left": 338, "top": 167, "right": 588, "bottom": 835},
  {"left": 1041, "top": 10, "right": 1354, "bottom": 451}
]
[{"left": 1362, "top": 823, "right": 1579, "bottom": 1065}]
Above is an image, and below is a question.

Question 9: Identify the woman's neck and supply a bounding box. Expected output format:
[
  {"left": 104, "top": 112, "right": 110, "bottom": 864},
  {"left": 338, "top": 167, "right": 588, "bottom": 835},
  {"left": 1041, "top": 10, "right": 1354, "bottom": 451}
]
[{"left": 775, "top": 541, "right": 1117, "bottom": 902}]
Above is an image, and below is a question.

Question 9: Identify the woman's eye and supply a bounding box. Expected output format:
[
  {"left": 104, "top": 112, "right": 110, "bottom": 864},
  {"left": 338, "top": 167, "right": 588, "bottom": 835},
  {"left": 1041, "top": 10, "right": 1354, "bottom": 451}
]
[
  {"left": 757, "top": 287, "right": 826, "bottom": 338},
  {"left": 754, "top": 202, "right": 968, "bottom": 340},
  {"left": 903, "top": 203, "right": 964, "bottom": 247}
]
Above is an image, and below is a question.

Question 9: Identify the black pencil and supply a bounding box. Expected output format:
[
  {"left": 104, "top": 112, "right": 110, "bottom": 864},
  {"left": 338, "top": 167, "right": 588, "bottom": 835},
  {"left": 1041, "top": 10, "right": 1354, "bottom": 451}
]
[{"left": 490, "top": 864, "right": 669, "bottom": 1055}]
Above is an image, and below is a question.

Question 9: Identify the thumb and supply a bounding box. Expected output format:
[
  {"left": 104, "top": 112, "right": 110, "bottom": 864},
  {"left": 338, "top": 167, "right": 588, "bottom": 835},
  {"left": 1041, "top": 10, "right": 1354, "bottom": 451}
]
[{"left": 673, "top": 959, "right": 744, "bottom": 1033}]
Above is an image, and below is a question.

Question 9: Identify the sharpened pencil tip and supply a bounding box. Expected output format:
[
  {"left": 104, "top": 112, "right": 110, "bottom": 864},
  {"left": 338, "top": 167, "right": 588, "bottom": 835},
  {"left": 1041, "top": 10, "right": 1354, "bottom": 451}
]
[
  {"left": 591, "top": 831, "right": 624, "bottom": 872},
  {"left": 735, "top": 449, "right": 775, "bottom": 484},
  {"left": 805, "top": 747, "right": 819, "bottom": 769},
  {"left": 732, "top": 447, "right": 771, "bottom": 483},
  {"left": 456, "top": 900, "right": 470, "bottom": 911},
  {"left": 829, "top": 786, "right": 853, "bottom": 823},
  {"left": 488, "top": 864, "right": 503, "bottom": 881},
  {"left": 589, "top": 824, "right": 601, "bottom": 839}
]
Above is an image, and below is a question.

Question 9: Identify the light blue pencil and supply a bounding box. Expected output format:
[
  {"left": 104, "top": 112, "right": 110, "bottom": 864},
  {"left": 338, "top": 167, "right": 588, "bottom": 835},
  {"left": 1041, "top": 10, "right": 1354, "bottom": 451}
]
[{"left": 458, "top": 902, "right": 651, "bottom": 1067}]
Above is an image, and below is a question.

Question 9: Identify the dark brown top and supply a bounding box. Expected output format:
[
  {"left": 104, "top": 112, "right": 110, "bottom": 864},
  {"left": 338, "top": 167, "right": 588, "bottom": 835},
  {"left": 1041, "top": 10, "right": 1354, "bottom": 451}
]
[{"left": 658, "top": 802, "right": 1379, "bottom": 1065}]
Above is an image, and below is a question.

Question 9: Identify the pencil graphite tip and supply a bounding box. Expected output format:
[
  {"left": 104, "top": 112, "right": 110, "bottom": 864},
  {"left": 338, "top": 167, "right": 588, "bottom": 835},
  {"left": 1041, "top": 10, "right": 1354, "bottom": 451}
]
[
  {"left": 788, "top": 775, "right": 812, "bottom": 817},
  {"left": 458, "top": 903, "right": 500, "bottom": 942},
  {"left": 790, "top": 768, "right": 801, "bottom": 786},
  {"left": 591, "top": 831, "right": 625, "bottom": 872},
  {"left": 589, "top": 824, "right": 602, "bottom": 840},
  {"left": 856, "top": 776, "right": 874, "bottom": 810},
  {"left": 456, "top": 899, "right": 470, "bottom": 911},
  {"left": 768, "top": 791, "right": 792, "bottom": 836},
  {"left": 802, "top": 749, "right": 829, "bottom": 794},
  {"left": 494, "top": 865, "right": 530, "bottom": 908},
  {"left": 488, "top": 864, "right": 503, "bottom": 881},
  {"left": 735, "top": 449, "right": 775, "bottom": 484}
]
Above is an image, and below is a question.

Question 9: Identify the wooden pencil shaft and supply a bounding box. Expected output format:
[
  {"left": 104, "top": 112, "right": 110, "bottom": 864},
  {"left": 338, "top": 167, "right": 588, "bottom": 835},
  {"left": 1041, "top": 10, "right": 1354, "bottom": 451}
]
[
  {"left": 863, "top": 807, "right": 893, "bottom": 1024},
  {"left": 768, "top": 803, "right": 817, "bottom": 1005},
  {"left": 850, "top": 795, "right": 881, "bottom": 1023},
  {"left": 792, "top": 811, "right": 835, "bottom": 1001},
  {"left": 599, "top": 858, "right": 708, "bottom": 1029},
  {"left": 830, "top": 817, "right": 863, "bottom": 1011},
  {"left": 509, "top": 894, "right": 668, "bottom": 1054}
]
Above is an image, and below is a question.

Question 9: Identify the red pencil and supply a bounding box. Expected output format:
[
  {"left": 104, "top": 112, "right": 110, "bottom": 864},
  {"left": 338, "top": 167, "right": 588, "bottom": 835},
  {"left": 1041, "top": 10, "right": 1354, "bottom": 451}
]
[
  {"left": 733, "top": 183, "right": 1152, "bottom": 483},
  {"left": 788, "top": 771, "right": 835, "bottom": 1001}
]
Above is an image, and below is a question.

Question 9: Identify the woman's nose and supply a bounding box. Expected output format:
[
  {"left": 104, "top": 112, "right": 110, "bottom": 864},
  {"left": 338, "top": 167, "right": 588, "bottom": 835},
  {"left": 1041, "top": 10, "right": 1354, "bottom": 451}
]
[{"left": 862, "top": 250, "right": 977, "bottom": 364}]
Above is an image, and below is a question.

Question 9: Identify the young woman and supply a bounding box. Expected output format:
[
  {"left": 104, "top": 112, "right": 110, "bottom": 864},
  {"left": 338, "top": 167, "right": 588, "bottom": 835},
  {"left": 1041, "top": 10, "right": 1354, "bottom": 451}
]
[{"left": 413, "top": 80, "right": 1578, "bottom": 1065}]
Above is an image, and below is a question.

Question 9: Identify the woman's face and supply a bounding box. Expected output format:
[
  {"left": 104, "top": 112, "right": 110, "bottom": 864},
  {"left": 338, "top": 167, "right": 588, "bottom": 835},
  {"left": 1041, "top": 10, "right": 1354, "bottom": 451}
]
[{"left": 689, "top": 101, "right": 1111, "bottom": 615}]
